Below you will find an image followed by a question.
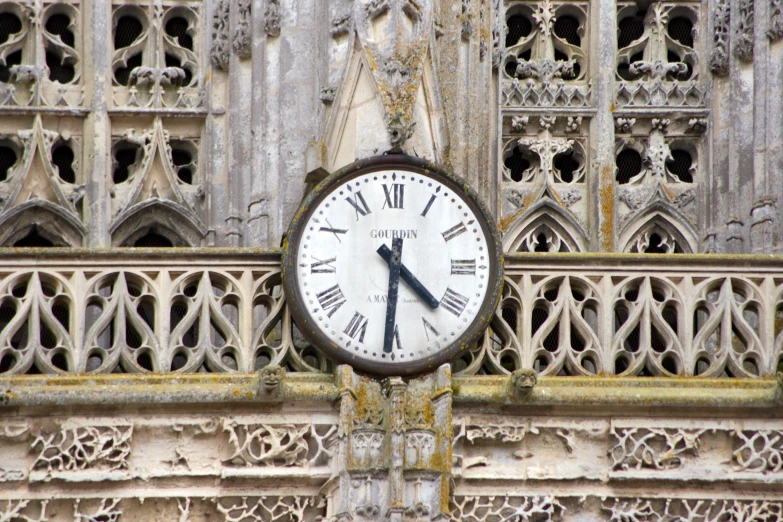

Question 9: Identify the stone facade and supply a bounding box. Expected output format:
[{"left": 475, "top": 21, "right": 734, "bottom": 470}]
[
  {"left": 0, "top": 0, "right": 779, "bottom": 252},
  {"left": 1, "top": 0, "right": 783, "bottom": 520}
]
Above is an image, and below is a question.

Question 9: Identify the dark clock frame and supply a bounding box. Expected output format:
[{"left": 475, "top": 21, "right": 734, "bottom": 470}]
[{"left": 282, "top": 154, "right": 504, "bottom": 377}]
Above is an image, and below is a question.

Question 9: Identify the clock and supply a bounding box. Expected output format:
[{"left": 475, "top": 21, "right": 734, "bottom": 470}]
[{"left": 282, "top": 154, "right": 503, "bottom": 376}]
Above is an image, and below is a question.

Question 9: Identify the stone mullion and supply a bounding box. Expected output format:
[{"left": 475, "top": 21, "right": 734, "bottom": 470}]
[
  {"left": 760, "top": 276, "right": 775, "bottom": 374},
  {"left": 225, "top": 1, "right": 253, "bottom": 246},
  {"left": 158, "top": 268, "right": 173, "bottom": 371},
  {"left": 593, "top": 0, "right": 617, "bottom": 251},
  {"left": 239, "top": 268, "right": 254, "bottom": 372},
  {"left": 600, "top": 273, "right": 613, "bottom": 374},
  {"left": 246, "top": 0, "right": 268, "bottom": 247},
  {"left": 261, "top": 3, "right": 282, "bottom": 247},
  {"left": 465, "top": 1, "right": 495, "bottom": 210},
  {"left": 709, "top": 0, "right": 730, "bottom": 254},
  {"left": 84, "top": 0, "right": 111, "bottom": 246},
  {"left": 494, "top": 31, "right": 503, "bottom": 218},
  {"left": 521, "top": 272, "right": 532, "bottom": 369},
  {"left": 767, "top": 35, "right": 783, "bottom": 253},
  {"left": 750, "top": 0, "right": 771, "bottom": 252},
  {"left": 679, "top": 275, "right": 695, "bottom": 375},
  {"left": 203, "top": 0, "right": 219, "bottom": 247},
  {"left": 727, "top": 0, "right": 755, "bottom": 253},
  {"left": 70, "top": 269, "right": 87, "bottom": 372}
]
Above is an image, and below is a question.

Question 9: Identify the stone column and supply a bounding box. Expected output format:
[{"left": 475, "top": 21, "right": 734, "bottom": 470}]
[
  {"left": 593, "top": 0, "right": 617, "bottom": 251},
  {"left": 85, "top": 0, "right": 111, "bottom": 246},
  {"left": 321, "top": 364, "right": 453, "bottom": 521}
]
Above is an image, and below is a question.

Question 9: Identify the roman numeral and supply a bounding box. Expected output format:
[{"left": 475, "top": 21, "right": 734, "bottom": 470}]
[
  {"left": 311, "top": 257, "right": 336, "bottom": 274},
  {"left": 442, "top": 222, "right": 468, "bottom": 242},
  {"left": 421, "top": 194, "right": 437, "bottom": 217},
  {"left": 441, "top": 288, "right": 469, "bottom": 317},
  {"left": 346, "top": 191, "right": 371, "bottom": 220},
  {"left": 344, "top": 312, "right": 368, "bottom": 343},
  {"left": 316, "top": 285, "right": 346, "bottom": 318},
  {"left": 421, "top": 317, "right": 440, "bottom": 342},
  {"left": 451, "top": 259, "right": 476, "bottom": 275},
  {"left": 382, "top": 183, "right": 405, "bottom": 209},
  {"left": 389, "top": 324, "right": 402, "bottom": 353},
  {"left": 319, "top": 219, "right": 347, "bottom": 242}
]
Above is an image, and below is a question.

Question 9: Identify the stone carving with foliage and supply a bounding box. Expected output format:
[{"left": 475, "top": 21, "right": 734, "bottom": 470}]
[
  {"left": 222, "top": 421, "right": 335, "bottom": 468},
  {"left": 610, "top": 426, "right": 705, "bottom": 470},
  {"left": 733, "top": 430, "right": 783, "bottom": 473},
  {"left": 31, "top": 426, "right": 132, "bottom": 474}
]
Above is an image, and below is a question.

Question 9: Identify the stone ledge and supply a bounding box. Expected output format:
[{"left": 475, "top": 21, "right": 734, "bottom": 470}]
[{"left": 2, "top": 373, "right": 779, "bottom": 409}]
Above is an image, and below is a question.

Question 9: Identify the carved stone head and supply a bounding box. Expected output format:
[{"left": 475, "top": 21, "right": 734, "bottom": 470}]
[
  {"left": 259, "top": 364, "right": 284, "bottom": 394},
  {"left": 511, "top": 368, "right": 537, "bottom": 397}
]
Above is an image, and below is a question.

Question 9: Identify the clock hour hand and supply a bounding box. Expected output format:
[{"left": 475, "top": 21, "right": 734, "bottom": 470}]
[
  {"left": 376, "top": 244, "right": 440, "bottom": 309},
  {"left": 383, "top": 238, "right": 403, "bottom": 354}
]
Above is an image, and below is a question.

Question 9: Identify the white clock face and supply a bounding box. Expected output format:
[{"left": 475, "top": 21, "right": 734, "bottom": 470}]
[{"left": 291, "top": 167, "right": 493, "bottom": 371}]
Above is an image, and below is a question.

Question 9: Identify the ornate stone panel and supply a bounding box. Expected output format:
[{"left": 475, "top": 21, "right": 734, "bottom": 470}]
[
  {"left": 0, "top": 0, "right": 84, "bottom": 109},
  {"left": 0, "top": 253, "right": 781, "bottom": 378},
  {"left": 110, "top": 0, "right": 204, "bottom": 112},
  {"left": 500, "top": 0, "right": 591, "bottom": 107}
]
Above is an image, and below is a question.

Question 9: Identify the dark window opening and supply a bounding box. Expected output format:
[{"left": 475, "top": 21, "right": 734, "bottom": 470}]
[
  {"left": 618, "top": 52, "right": 644, "bottom": 81},
  {"left": 0, "top": 145, "right": 17, "bottom": 181},
  {"left": 642, "top": 233, "right": 680, "bottom": 254},
  {"left": 46, "top": 50, "right": 75, "bottom": 84},
  {"left": 0, "top": 49, "right": 22, "bottom": 83},
  {"left": 506, "top": 14, "right": 532, "bottom": 47},
  {"left": 505, "top": 146, "right": 531, "bottom": 182},
  {"left": 170, "top": 352, "right": 188, "bottom": 371},
  {"left": 14, "top": 228, "right": 54, "bottom": 247},
  {"left": 165, "top": 17, "right": 193, "bottom": 50},
  {"left": 531, "top": 307, "right": 548, "bottom": 334},
  {"left": 164, "top": 53, "right": 192, "bottom": 86},
  {"left": 136, "top": 352, "right": 153, "bottom": 371},
  {"left": 554, "top": 152, "right": 579, "bottom": 183},
  {"left": 114, "top": 15, "right": 143, "bottom": 49},
  {"left": 534, "top": 233, "right": 549, "bottom": 252},
  {"left": 554, "top": 15, "right": 581, "bottom": 46},
  {"left": 113, "top": 145, "right": 139, "bottom": 184},
  {"left": 134, "top": 232, "right": 173, "bottom": 247},
  {"left": 51, "top": 352, "right": 68, "bottom": 371},
  {"left": 0, "top": 12, "right": 22, "bottom": 45},
  {"left": 114, "top": 52, "right": 142, "bottom": 86},
  {"left": 52, "top": 143, "right": 75, "bottom": 183},
  {"left": 667, "top": 149, "right": 693, "bottom": 182},
  {"left": 616, "top": 149, "right": 642, "bottom": 184},
  {"left": 45, "top": 14, "right": 75, "bottom": 47},
  {"left": 618, "top": 13, "right": 645, "bottom": 49},
  {"left": 667, "top": 16, "right": 694, "bottom": 48},
  {"left": 171, "top": 146, "right": 193, "bottom": 184},
  {"left": 501, "top": 306, "right": 518, "bottom": 332}
]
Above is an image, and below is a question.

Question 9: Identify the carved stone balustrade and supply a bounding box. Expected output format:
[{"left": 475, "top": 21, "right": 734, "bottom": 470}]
[{"left": 0, "top": 249, "right": 782, "bottom": 380}]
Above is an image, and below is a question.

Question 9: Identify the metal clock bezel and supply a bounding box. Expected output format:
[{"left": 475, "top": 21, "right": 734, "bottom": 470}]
[{"left": 282, "top": 154, "right": 503, "bottom": 377}]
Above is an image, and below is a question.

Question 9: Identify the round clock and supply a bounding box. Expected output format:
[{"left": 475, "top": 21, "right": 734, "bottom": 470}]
[{"left": 282, "top": 154, "right": 503, "bottom": 376}]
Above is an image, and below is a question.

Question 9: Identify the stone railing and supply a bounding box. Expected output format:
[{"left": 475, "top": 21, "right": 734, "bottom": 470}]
[{"left": 0, "top": 249, "right": 781, "bottom": 379}]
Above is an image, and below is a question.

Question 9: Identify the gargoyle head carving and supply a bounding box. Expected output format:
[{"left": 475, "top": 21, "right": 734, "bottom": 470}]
[
  {"left": 259, "top": 364, "right": 284, "bottom": 394},
  {"left": 511, "top": 368, "right": 537, "bottom": 397}
]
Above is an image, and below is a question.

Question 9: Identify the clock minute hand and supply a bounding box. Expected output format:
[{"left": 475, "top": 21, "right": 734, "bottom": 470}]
[
  {"left": 383, "top": 238, "right": 403, "bottom": 355},
  {"left": 376, "top": 244, "right": 440, "bottom": 309}
]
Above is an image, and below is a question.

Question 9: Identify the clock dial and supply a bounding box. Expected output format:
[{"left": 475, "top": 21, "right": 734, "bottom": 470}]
[{"left": 284, "top": 156, "right": 502, "bottom": 376}]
